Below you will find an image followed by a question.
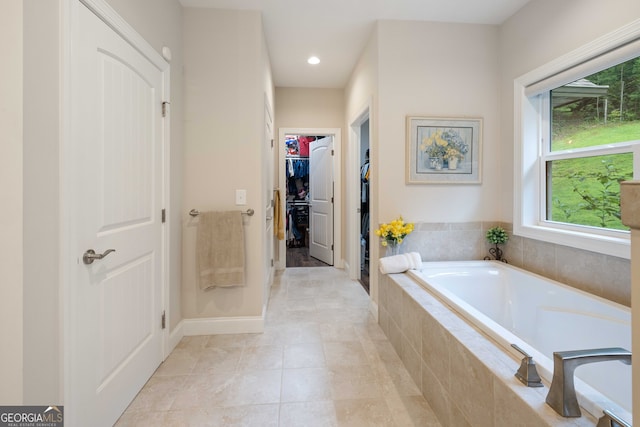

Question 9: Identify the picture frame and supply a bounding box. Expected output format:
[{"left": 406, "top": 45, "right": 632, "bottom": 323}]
[{"left": 406, "top": 116, "right": 482, "bottom": 184}]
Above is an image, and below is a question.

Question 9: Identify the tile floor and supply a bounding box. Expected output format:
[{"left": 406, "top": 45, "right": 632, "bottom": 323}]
[{"left": 115, "top": 267, "right": 441, "bottom": 426}]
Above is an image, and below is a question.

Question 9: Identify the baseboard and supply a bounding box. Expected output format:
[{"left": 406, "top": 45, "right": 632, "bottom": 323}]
[
  {"left": 182, "top": 315, "right": 265, "bottom": 336},
  {"left": 168, "top": 320, "right": 184, "bottom": 354},
  {"left": 369, "top": 299, "right": 379, "bottom": 322}
]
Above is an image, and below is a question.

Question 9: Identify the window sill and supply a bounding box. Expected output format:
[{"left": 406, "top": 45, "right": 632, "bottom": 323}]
[{"left": 515, "top": 223, "right": 630, "bottom": 260}]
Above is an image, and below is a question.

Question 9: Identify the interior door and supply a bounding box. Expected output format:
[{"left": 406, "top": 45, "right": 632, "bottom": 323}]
[
  {"left": 69, "top": 3, "right": 165, "bottom": 425},
  {"left": 309, "top": 137, "right": 334, "bottom": 265}
]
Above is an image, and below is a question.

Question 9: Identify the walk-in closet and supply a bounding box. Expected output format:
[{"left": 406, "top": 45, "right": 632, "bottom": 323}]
[{"left": 285, "top": 135, "right": 329, "bottom": 267}]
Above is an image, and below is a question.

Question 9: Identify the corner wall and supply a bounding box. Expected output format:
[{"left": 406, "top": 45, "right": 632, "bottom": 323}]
[
  {"left": 181, "top": 8, "right": 269, "bottom": 326},
  {"left": 0, "top": 0, "right": 23, "bottom": 405}
]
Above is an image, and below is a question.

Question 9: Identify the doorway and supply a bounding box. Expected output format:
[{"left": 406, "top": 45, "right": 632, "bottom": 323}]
[
  {"left": 277, "top": 128, "right": 342, "bottom": 270},
  {"left": 283, "top": 134, "right": 332, "bottom": 267},
  {"left": 359, "top": 120, "right": 370, "bottom": 291},
  {"left": 348, "top": 104, "right": 371, "bottom": 291}
]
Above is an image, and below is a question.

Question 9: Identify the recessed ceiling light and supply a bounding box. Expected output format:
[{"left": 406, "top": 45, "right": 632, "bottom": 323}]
[{"left": 307, "top": 56, "right": 320, "bottom": 65}]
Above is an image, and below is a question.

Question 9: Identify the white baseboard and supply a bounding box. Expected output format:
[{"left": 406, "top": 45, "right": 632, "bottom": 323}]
[
  {"left": 167, "top": 320, "right": 184, "bottom": 354},
  {"left": 182, "top": 315, "right": 264, "bottom": 336},
  {"left": 369, "top": 299, "right": 379, "bottom": 322}
]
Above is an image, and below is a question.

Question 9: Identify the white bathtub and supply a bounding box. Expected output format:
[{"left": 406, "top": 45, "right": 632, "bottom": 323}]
[{"left": 407, "top": 260, "right": 632, "bottom": 423}]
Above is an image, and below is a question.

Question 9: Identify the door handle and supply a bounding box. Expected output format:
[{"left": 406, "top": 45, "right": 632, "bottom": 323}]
[{"left": 83, "top": 249, "right": 116, "bottom": 265}]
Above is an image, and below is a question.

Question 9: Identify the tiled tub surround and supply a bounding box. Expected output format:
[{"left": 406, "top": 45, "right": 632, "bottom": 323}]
[
  {"left": 400, "top": 222, "right": 631, "bottom": 307},
  {"left": 378, "top": 271, "right": 598, "bottom": 427}
]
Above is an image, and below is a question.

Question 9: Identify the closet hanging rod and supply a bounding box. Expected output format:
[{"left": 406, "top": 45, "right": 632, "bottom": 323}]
[{"left": 189, "top": 208, "right": 254, "bottom": 217}]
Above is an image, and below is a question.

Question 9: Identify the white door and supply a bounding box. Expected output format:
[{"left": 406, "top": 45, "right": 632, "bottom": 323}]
[
  {"left": 68, "top": 3, "right": 165, "bottom": 426},
  {"left": 309, "top": 137, "right": 334, "bottom": 265}
]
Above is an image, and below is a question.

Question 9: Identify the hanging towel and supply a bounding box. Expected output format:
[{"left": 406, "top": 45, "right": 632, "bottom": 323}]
[
  {"left": 197, "top": 211, "right": 245, "bottom": 290},
  {"left": 273, "top": 189, "right": 285, "bottom": 241},
  {"left": 378, "top": 252, "right": 422, "bottom": 275}
]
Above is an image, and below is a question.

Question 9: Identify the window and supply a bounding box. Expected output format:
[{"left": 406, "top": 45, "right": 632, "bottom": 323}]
[
  {"left": 546, "top": 61, "right": 639, "bottom": 231},
  {"left": 514, "top": 25, "right": 640, "bottom": 259}
]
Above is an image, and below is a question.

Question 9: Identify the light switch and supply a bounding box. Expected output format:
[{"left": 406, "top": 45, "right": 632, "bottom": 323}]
[{"left": 235, "top": 189, "right": 247, "bottom": 205}]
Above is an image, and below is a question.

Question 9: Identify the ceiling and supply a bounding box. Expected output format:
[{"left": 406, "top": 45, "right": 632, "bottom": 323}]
[{"left": 179, "top": 0, "right": 531, "bottom": 88}]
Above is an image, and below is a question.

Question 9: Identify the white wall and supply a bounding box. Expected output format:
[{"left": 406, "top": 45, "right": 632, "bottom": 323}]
[
  {"left": 182, "top": 8, "right": 269, "bottom": 322},
  {"left": 0, "top": 0, "right": 23, "bottom": 405}
]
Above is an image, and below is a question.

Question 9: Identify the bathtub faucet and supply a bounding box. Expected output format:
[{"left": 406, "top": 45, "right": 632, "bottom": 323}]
[{"left": 545, "top": 347, "right": 631, "bottom": 417}]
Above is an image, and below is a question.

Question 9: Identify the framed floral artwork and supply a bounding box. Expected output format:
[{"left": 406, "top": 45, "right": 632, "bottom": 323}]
[{"left": 406, "top": 116, "right": 482, "bottom": 184}]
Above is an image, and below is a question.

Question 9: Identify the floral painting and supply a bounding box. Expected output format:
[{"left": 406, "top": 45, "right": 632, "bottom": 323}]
[{"left": 406, "top": 116, "right": 482, "bottom": 184}]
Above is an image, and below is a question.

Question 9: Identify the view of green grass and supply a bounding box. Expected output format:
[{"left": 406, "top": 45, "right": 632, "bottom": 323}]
[
  {"left": 552, "top": 121, "right": 640, "bottom": 151},
  {"left": 549, "top": 121, "right": 638, "bottom": 230}
]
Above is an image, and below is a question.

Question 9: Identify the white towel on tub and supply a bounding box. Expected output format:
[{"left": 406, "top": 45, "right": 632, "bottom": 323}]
[{"left": 379, "top": 252, "right": 422, "bottom": 274}]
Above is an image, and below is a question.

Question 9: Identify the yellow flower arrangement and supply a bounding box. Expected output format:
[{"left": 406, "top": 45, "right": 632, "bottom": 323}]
[
  {"left": 375, "top": 216, "right": 414, "bottom": 246},
  {"left": 443, "top": 147, "right": 464, "bottom": 161}
]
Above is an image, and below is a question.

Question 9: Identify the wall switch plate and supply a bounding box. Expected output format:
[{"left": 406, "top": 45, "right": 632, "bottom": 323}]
[{"left": 235, "top": 189, "right": 247, "bottom": 205}]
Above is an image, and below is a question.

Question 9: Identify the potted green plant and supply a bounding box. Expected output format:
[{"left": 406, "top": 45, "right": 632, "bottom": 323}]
[{"left": 485, "top": 226, "right": 508, "bottom": 262}]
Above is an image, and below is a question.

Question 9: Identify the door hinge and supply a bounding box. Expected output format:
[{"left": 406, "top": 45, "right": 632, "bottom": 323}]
[
  {"left": 162, "top": 101, "right": 170, "bottom": 117},
  {"left": 331, "top": 244, "right": 334, "bottom": 251},
  {"left": 331, "top": 149, "right": 334, "bottom": 156},
  {"left": 161, "top": 208, "right": 166, "bottom": 223},
  {"left": 161, "top": 311, "right": 166, "bottom": 329},
  {"left": 331, "top": 197, "right": 334, "bottom": 203},
  {"left": 271, "top": 259, "right": 274, "bottom": 267},
  {"left": 271, "top": 139, "right": 274, "bottom": 148}
]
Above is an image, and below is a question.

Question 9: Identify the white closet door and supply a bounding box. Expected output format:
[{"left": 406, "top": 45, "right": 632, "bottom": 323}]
[{"left": 309, "top": 137, "right": 334, "bottom": 265}]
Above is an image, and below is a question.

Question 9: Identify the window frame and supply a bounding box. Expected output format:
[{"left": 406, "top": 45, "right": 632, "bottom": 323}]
[{"left": 514, "top": 22, "right": 640, "bottom": 260}]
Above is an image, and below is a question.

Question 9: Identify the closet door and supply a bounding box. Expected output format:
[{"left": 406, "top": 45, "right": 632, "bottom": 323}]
[{"left": 309, "top": 137, "right": 334, "bottom": 265}]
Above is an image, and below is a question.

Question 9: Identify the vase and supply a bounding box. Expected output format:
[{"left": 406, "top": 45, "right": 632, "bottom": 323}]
[
  {"left": 385, "top": 241, "right": 402, "bottom": 256},
  {"left": 433, "top": 156, "right": 443, "bottom": 171},
  {"left": 448, "top": 157, "right": 459, "bottom": 170}
]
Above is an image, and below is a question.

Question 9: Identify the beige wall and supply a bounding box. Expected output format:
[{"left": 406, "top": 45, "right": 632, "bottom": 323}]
[
  {"left": 182, "top": 8, "right": 270, "bottom": 320},
  {"left": 498, "top": 0, "right": 640, "bottom": 222},
  {"left": 0, "top": 0, "right": 23, "bottom": 405},
  {"left": 345, "top": 21, "right": 500, "bottom": 304},
  {"left": 22, "top": 0, "right": 61, "bottom": 404},
  {"left": 344, "top": 28, "right": 379, "bottom": 293},
  {"left": 275, "top": 87, "right": 345, "bottom": 129},
  {"left": 274, "top": 87, "right": 346, "bottom": 262},
  {"left": 377, "top": 20, "right": 500, "bottom": 223}
]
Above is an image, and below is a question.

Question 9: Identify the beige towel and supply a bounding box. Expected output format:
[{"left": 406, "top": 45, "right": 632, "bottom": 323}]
[
  {"left": 274, "top": 189, "right": 285, "bottom": 240},
  {"left": 379, "top": 252, "right": 422, "bottom": 274},
  {"left": 197, "top": 211, "right": 245, "bottom": 290}
]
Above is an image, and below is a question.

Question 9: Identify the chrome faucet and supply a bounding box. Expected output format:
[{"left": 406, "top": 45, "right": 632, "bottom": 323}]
[
  {"left": 596, "top": 409, "right": 631, "bottom": 427},
  {"left": 545, "top": 347, "right": 631, "bottom": 417},
  {"left": 511, "top": 344, "right": 543, "bottom": 387}
]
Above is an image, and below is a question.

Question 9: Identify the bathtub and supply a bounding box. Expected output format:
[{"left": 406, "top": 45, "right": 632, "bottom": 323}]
[{"left": 406, "top": 261, "right": 631, "bottom": 423}]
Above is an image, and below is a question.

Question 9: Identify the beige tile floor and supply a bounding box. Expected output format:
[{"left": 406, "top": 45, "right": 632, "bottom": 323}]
[{"left": 115, "top": 267, "right": 441, "bottom": 426}]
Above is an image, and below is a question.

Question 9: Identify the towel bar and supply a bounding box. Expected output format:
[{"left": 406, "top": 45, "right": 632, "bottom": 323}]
[{"left": 189, "top": 208, "right": 254, "bottom": 217}]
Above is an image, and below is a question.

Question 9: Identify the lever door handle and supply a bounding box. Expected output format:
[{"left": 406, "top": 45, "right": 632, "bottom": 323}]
[{"left": 83, "top": 249, "right": 116, "bottom": 265}]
